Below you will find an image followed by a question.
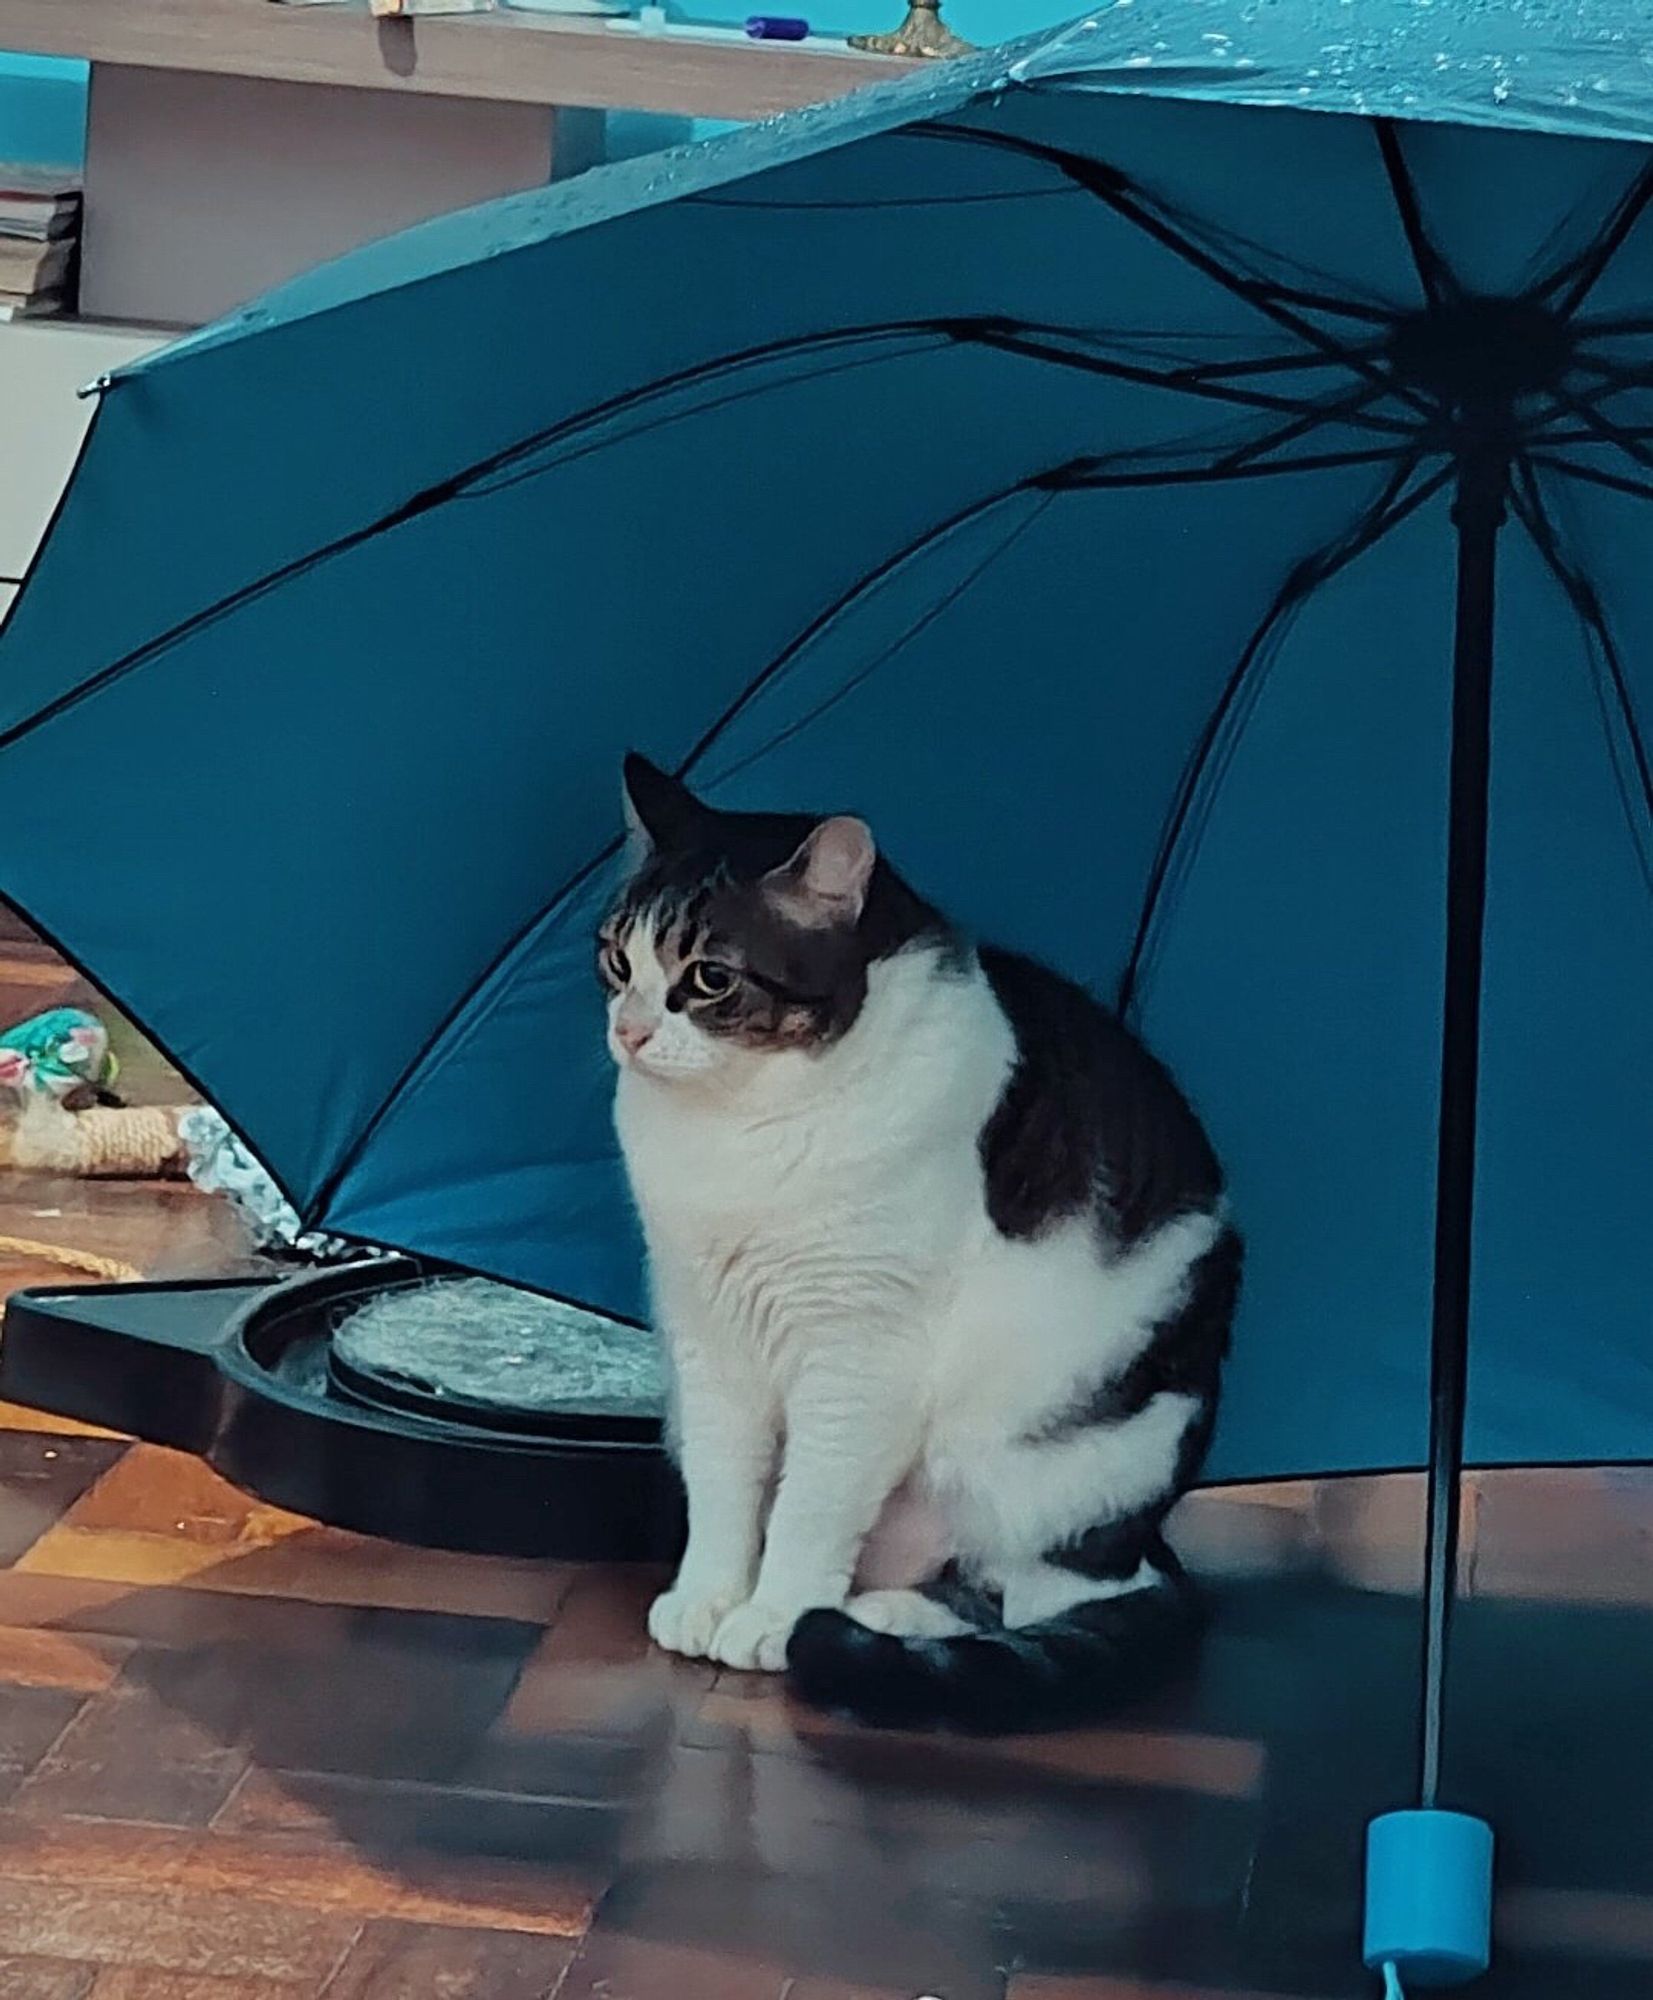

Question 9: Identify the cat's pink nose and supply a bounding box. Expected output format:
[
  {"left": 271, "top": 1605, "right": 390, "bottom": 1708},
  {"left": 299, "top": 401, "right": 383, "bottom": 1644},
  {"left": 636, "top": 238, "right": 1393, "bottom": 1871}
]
[{"left": 615, "top": 1018, "right": 655, "bottom": 1056}]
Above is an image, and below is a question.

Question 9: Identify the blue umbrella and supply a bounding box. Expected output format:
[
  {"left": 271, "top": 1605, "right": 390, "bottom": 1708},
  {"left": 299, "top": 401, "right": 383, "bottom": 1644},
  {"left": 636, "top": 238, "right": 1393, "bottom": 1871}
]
[{"left": 2, "top": 0, "right": 1652, "bottom": 1978}]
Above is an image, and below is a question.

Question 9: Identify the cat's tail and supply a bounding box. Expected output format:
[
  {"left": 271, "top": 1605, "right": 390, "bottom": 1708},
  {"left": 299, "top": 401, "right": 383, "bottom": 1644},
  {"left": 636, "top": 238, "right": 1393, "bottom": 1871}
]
[{"left": 785, "top": 1558, "right": 1204, "bottom": 1734}]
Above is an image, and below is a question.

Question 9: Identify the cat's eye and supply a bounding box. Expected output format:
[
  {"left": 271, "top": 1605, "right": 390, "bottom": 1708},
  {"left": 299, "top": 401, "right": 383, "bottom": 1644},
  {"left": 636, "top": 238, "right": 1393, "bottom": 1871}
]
[
  {"left": 601, "top": 943, "right": 631, "bottom": 986},
  {"left": 687, "top": 961, "right": 735, "bottom": 999}
]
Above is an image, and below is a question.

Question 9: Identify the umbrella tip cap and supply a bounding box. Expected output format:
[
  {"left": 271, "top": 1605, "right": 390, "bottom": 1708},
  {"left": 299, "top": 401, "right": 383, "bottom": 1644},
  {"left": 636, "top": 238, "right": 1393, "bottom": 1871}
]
[{"left": 1364, "top": 1809, "right": 1493, "bottom": 1986}]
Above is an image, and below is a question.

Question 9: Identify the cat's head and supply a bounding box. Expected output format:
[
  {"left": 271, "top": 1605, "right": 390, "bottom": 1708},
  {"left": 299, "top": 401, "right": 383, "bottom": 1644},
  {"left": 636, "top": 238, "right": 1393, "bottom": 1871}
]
[{"left": 597, "top": 755, "right": 941, "bottom": 1083}]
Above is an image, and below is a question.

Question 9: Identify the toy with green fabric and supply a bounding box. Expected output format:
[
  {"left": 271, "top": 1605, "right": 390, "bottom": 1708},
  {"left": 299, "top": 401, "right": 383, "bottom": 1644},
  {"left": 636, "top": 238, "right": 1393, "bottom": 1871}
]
[{"left": 0, "top": 1007, "right": 120, "bottom": 1106}]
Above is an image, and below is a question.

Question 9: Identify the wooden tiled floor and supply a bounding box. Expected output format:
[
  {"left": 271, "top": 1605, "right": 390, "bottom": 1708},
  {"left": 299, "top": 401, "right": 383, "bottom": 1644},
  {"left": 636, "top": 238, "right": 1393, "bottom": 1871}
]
[{"left": 0, "top": 941, "right": 1649, "bottom": 1998}]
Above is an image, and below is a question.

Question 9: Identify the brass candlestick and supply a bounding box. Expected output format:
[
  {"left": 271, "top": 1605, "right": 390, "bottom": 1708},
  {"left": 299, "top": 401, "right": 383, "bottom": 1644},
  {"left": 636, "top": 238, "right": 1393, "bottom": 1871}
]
[{"left": 849, "top": 0, "right": 973, "bottom": 59}]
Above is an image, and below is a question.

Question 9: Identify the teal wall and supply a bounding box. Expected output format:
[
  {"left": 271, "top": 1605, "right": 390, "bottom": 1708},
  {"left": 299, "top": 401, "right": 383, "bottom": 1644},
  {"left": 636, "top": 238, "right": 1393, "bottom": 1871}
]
[{"left": 0, "top": 54, "right": 88, "bottom": 166}]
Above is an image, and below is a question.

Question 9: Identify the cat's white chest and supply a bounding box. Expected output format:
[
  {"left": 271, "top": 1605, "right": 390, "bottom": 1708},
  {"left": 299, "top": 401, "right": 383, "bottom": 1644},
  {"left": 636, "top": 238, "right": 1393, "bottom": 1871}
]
[{"left": 614, "top": 953, "right": 1015, "bottom": 1360}]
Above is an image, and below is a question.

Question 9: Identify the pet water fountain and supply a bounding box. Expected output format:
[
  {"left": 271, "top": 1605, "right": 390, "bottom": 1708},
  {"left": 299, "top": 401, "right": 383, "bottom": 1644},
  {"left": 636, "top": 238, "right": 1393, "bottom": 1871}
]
[{"left": 1, "top": 1262, "right": 684, "bottom": 1560}]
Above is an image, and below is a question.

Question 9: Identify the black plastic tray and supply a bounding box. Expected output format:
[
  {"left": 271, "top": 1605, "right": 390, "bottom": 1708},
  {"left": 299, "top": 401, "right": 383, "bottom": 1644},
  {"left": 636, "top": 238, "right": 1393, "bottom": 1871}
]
[{"left": 0, "top": 1262, "right": 684, "bottom": 1563}]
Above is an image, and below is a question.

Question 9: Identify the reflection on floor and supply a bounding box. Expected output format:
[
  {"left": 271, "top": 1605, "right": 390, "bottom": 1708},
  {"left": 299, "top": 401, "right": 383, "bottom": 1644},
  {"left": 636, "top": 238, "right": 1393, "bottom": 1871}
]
[{"left": 0, "top": 939, "right": 1648, "bottom": 1997}]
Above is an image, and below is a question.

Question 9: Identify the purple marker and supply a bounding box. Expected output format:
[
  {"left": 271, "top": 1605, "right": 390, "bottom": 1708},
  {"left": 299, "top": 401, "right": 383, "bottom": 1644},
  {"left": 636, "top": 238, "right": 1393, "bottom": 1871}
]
[{"left": 745, "top": 14, "right": 808, "bottom": 36}]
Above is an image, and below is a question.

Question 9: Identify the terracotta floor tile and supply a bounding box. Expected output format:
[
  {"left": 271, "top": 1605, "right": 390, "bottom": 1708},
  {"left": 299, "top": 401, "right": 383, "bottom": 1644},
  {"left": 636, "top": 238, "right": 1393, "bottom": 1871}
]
[
  {"left": 620, "top": 1738, "right": 1188, "bottom": 1927},
  {"left": 0, "top": 1624, "right": 133, "bottom": 1693},
  {"left": 0, "top": 1959, "right": 96, "bottom": 2000},
  {"left": 684, "top": 1679, "right": 1263, "bottom": 1802},
  {"left": 188, "top": 1528, "right": 572, "bottom": 1622},
  {"left": 535, "top": 1568, "right": 668, "bottom": 1666},
  {"left": 17, "top": 1451, "right": 570, "bottom": 1618},
  {"left": 557, "top": 1930, "right": 787, "bottom": 2000},
  {"left": 0, "top": 1576, "right": 552, "bottom": 1702},
  {"left": 0, "top": 1571, "right": 319, "bottom": 1642},
  {"left": 320, "top": 1918, "right": 577, "bottom": 2000},
  {"left": 0, "top": 1404, "right": 126, "bottom": 1444},
  {"left": 216, "top": 1760, "right": 628, "bottom": 1835},
  {"left": 14, "top": 1527, "right": 259, "bottom": 1590},
  {"left": 0, "top": 1434, "right": 129, "bottom": 1566},
  {"left": 206, "top": 1772, "right": 616, "bottom": 1930},
  {"left": 679, "top": 1674, "right": 869, "bottom": 1757},
  {"left": 981, "top": 1728, "right": 1264, "bottom": 1800},
  {"left": 784, "top": 1984, "right": 941, "bottom": 2000},
  {"left": 0, "top": 1879, "right": 360, "bottom": 1982},
  {"left": 585, "top": 1862, "right": 1005, "bottom": 2000},
  {"left": 89, "top": 1974, "right": 300, "bottom": 2000},
  {"left": 0, "top": 1685, "right": 94, "bottom": 1804},
  {"left": 25, "top": 1612, "right": 538, "bottom": 1796},
  {"left": 14, "top": 1674, "right": 250, "bottom": 1826},
  {"left": 42, "top": 1446, "right": 308, "bottom": 1546},
  {"left": 0, "top": 1804, "right": 598, "bottom": 1938},
  {"left": 490, "top": 1572, "right": 712, "bottom": 1743},
  {"left": 1006, "top": 1984, "right": 1286, "bottom": 2000}
]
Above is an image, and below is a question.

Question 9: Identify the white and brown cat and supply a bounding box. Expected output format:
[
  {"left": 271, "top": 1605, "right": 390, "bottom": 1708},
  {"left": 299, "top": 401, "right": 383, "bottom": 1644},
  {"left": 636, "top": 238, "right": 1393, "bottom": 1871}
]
[{"left": 599, "top": 753, "right": 1239, "bottom": 1731}]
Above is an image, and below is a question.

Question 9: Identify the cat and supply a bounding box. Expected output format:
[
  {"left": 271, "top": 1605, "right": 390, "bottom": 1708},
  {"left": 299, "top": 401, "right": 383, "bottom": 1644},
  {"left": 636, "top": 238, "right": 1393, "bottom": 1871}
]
[{"left": 601, "top": 753, "right": 1241, "bottom": 1732}]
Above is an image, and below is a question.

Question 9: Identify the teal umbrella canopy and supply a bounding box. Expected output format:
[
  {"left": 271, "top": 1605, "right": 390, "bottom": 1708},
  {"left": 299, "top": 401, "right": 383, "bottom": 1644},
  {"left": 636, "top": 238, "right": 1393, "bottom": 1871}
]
[{"left": 0, "top": 0, "right": 1649, "bottom": 1504}]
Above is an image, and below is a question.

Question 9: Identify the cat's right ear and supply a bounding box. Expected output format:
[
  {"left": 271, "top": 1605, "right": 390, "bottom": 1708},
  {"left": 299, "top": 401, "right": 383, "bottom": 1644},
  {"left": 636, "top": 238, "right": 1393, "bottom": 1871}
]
[{"left": 622, "top": 753, "right": 704, "bottom": 858}]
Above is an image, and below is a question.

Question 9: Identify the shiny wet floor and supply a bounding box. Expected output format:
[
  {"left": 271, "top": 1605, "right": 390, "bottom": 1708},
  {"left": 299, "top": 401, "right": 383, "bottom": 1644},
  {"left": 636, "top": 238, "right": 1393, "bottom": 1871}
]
[{"left": 0, "top": 943, "right": 1648, "bottom": 1998}]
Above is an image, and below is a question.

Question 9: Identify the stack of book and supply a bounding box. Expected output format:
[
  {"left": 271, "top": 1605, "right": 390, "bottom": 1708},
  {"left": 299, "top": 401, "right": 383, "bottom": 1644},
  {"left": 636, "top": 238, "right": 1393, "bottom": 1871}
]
[{"left": 0, "top": 166, "right": 81, "bottom": 323}]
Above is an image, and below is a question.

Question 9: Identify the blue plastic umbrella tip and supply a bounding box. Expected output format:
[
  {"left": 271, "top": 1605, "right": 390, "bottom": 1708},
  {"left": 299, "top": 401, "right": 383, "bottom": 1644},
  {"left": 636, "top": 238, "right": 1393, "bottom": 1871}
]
[{"left": 1364, "top": 1808, "right": 1495, "bottom": 1987}]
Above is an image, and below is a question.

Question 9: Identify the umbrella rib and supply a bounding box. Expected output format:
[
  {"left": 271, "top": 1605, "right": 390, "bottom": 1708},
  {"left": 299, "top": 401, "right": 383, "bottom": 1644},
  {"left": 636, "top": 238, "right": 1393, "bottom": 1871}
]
[
  {"left": 970, "top": 326, "right": 1418, "bottom": 434},
  {"left": 303, "top": 472, "right": 1066, "bottom": 1223},
  {"left": 1510, "top": 461, "right": 1653, "bottom": 897},
  {"left": 1574, "top": 314, "right": 1653, "bottom": 339},
  {"left": 1176, "top": 351, "right": 1358, "bottom": 384},
  {"left": 920, "top": 123, "right": 1394, "bottom": 331},
  {"left": 1251, "top": 288, "right": 1396, "bottom": 327},
  {"left": 688, "top": 446, "right": 1415, "bottom": 788},
  {"left": 690, "top": 494, "right": 1058, "bottom": 793},
  {"left": 1203, "top": 383, "right": 1412, "bottom": 476},
  {"left": 468, "top": 340, "right": 958, "bottom": 499},
  {"left": 318, "top": 446, "right": 1199, "bottom": 1221},
  {"left": 691, "top": 435, "right": 1421, "bottom": 781},
  {"left": 425, "top": 320, "right": 970, "bottom": 490},
  {"left": 1568, "top": 351, "right": 1653, "bottom": 392},
  {"left": 678, "top": 474, "right": 1062, "bottom": 776},
  {"left": 1063, "top": 446, "right": 1416, "bottom": 489},
  {"left": 347, "top": 440, "right": 1426, "bottom": 1220},
  {"left": 1532, "top": 423, "right": 1653, "bottom": 448},
  {"left": 1536, "top": 160, "right": 1653, "bottom": 319},
  {"left": 1116, "top": 453, "right": 1450, "bottom": 1018},
  {"left": 1531, "top": 451, "right": 1653, "bottom": 505},
  {"left": 0, "top": 318, "right": 1079, "bottom": 752},
  {"left": 923, "top": 124, "right": 1426, "bottom": 412},
  {"left": 1375, "top": 121, "right": 1454, "bottom": 309},
  {"left": 1542, "top": 386, "right": 1653, "bottom": 477},
  {"left": 1080, "top": 179, "right": 1414, "bottom": 400}
]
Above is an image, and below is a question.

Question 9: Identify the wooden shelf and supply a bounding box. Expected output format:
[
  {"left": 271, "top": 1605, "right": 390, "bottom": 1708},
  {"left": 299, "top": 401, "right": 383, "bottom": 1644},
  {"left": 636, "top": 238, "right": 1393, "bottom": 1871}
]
[{"left": 0, "top": 0, "right": 914, "bottom": 120}]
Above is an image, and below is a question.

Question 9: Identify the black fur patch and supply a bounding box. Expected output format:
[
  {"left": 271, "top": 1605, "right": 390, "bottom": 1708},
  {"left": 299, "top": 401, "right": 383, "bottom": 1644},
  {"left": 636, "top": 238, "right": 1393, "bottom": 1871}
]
[
  {"left": 977, "top": 948, "right": 1224, "bottom": 1247},
  {"left": 787, "top": 1574, "right": 1205, "bottom": 1734}
]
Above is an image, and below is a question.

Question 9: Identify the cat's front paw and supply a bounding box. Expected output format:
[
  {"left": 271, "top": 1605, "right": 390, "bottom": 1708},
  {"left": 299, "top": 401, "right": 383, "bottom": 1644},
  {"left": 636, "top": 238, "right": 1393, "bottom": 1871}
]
[
  {"left": 648, "top": 1585, "right": 745, "bottom": 1659},
  {"left": 708, "top": 1598, "right": 811, "bottom": 1672}
]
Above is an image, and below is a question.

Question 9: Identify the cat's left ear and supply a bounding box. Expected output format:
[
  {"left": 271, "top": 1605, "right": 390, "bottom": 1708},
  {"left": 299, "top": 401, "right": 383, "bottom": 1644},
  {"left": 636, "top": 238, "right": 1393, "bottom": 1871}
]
[
  {"left": 763, "top": 817, "right": 875, "bottom": 929},
  {"left": 622, "top": 753, "right": 706, "bottom": 857}
]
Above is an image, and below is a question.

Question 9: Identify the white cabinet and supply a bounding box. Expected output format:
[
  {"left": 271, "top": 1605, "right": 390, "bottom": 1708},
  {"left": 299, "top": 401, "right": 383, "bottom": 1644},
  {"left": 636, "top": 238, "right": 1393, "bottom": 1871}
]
[{"left": 0, "top": 320, "right": 164, "bottom": 582}]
